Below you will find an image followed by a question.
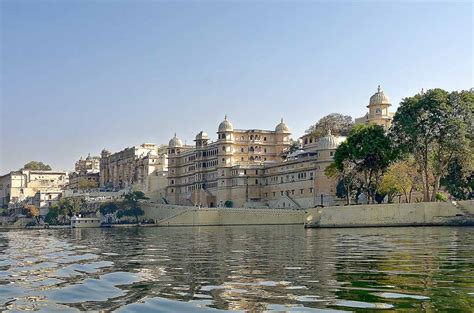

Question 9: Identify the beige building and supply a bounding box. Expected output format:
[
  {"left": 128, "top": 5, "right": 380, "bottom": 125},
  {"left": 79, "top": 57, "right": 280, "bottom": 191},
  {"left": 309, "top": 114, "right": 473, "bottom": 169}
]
[
  {"left": 99, "top": 143, "right": 168, "bottom": 195},
  {"left": 355, "top": 85, "right": 394, "bottom": 128},
  {"left": 166, "top": 117, "right": 344, "bottom": 208},
  {"left": 264, "top": 130, "right": 346, "bottom": 209},
  {"left": 68, "top": 172, "right": 100, "bottom": 190},
  {"left": 0, "top": 170, "right": 68, "bottom": 213},
  {"left": 68, "top": 154, "right": 101, "bottom": 190},
  {"left": 75, "top": 154, "right": 100, "bottom": 173},
  {"left": 33, "top": 190, "right": 63, "bottom": 216}
]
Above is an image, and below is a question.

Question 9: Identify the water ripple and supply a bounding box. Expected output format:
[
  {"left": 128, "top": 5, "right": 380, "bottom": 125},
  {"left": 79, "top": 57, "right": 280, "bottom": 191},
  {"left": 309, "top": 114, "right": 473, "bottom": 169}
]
[{"left": 0, "top": 226, "right": 473, "bottom": 311}]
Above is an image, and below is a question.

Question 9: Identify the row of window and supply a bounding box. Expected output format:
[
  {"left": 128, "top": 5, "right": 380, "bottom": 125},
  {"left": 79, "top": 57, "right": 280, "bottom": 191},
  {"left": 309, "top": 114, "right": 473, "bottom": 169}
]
[
  {"left": 265, "top": 188, "right": 314, "bottom": 198},
  {"left": 268, "top": 171, "right": 314, "bottom": 184}
]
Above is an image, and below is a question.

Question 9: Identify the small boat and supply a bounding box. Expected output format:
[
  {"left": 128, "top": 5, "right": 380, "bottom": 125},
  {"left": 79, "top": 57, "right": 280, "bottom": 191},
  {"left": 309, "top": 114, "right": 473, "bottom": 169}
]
[{"left": 71, "top": 215, "right": 101, "bottom": 228}]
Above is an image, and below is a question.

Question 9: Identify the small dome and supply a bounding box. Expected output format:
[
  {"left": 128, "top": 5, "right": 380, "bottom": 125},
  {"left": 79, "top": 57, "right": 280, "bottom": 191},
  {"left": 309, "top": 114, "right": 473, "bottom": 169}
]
[
  {"left": 369, "top": 85, "right": 390, "bottom": 106},
  {"left": 168, "top": 133, "right": 183, "bottom": 148},
  {"left": 101, "top": 149, "right": 111, "bottom": 156},
  {"left": 318, "top": 129, "right": 341, "bottom": 150},
  {"left": 195, "top": 131, "right": 209, "bottom": 140},
  {"left": 275, "top": 118, "right": 290, "bottom": 133},
  {"left": 218, "top": 115, "right": 233, "bottom": 132}
]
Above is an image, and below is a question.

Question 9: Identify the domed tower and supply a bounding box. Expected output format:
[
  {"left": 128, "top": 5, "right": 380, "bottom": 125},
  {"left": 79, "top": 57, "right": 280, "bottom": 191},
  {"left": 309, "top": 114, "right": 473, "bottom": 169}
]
[
  {"left": 275, "top": 118, "right": 291, "bottom": 156},
  {"left": 101, "top": 149, "right": 111, "bottom": 158},
  {"left": 195, "top": 131, "right": 209, "bottom": 148},
  {"left": 167, "top": 133, "right": 183, "bottom": 204},
  {"left": 217, "top": 115, "right": 234, "bottom": 140},
  {"left": 315, "top": 129, "right": 345, "bottom": 206},
  {"left": 217, "top": 116, "right": 234, "bottom": 167},
  {"left": 317, "top": 129, "right": 342, "bottom": 161},
  {"left": 216, "top": 116, "right": 235, "bottom": 205},
  {"left": 168, "top": 133, "right": 183, "bottom": 155},
  {"left": 367, "top": 85, "right": 392, "bottom": 128}
]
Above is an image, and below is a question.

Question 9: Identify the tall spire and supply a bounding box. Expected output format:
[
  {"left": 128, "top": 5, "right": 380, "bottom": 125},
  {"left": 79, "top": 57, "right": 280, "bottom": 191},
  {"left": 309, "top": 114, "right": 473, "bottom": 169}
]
[
  {"left": 281, "top": 118, "right": 283, "bottom": 123},
  {"left": 377, "top": 85, "right": 381, "bottom": 93}
]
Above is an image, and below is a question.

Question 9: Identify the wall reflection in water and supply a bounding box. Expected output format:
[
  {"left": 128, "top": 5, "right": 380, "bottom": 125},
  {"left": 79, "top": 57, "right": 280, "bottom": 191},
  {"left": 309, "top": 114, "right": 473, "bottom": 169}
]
[{"left": 0, "top": 226, "right": 473, "bottom": 312}]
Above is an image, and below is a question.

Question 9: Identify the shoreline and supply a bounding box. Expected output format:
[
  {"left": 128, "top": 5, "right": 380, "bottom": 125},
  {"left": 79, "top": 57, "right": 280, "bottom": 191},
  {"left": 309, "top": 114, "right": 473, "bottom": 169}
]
[{"left": 2, "top": 200, "right": 473, "bottom": 230}]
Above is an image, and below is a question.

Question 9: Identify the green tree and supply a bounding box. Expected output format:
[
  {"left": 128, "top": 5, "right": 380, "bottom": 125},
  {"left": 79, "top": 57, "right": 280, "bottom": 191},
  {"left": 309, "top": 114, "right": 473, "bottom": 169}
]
[
  {"left": 378, "top": 173, "right": 402, "bottom": 204},
  {"left": 99, "top": 202, "right": 119, "bottom": 215},
  {"left": 62, "top": 197, "right": 85, "bottom": 216},
  {"left": 325, "top": 162, "right": 358, "bottom": 205},
  {"left": 378, "top": 158, "right": 423, "bottom": 203},
  {"left": 45, "top": 204, "right": 68, "bottom": 224},
  {"left": 441, "top": 158, "right": 474, "bottom": 200},
  {"left": 121, "top": 191, "right": 148, "bottom": 223},
  {"left": 44, "top": 206, "right": 60, "bottom": 225},
  {"left": 334, "top": 124, "right": 398, "bottom": 204},
  {"left": 391, "top": 89, "right": 473, "bottom": 202},
  {"left": 22, "top": 161, "right": 52, "bottom": 171},
  {"left": 306, "top": 113, "right": 354, "bottom": 138}
]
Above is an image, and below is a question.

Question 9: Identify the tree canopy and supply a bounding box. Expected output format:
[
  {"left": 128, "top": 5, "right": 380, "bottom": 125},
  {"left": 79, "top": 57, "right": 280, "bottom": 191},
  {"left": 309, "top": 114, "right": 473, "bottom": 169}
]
[
  {"left": 378, "top": 158, "right": 423, "bottom": 203},
  {"left": 120, "top": 191, "right": 149, "bottom": 223},
  {"left": 22, "top": 161, "right": 52, "bottom": 171},
  {"left": 391, "top": 88, "right": 473, "bottom": 201},
  {"left": 333, "top": 124, "right": 398, "bottom": 204},
  {"left": 305, "top": 113, "right": 354, "bottom": 138},
  {"left": 99, "top": 202, "right": 119, "bottom": 216}
]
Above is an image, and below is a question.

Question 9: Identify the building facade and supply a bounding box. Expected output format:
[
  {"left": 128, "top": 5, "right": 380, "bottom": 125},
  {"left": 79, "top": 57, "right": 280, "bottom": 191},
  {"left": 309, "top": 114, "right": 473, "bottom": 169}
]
[
  {"left": 99, "top": 143, "right": 168, "bottom": 194},
  {"left": 0, "top": 170, "right": 69, "bottom": 213},
  {"left": 166, "top": 117, "right": 344, "bottom": 208},
  {"left": 355, "top": 85, "right": 394, "bottom": 128},
  {"left": 68, "top": 154, "right": 101, "bottom": 190},
  {"left": 75, "top": 154, "right": 100, "bottom": 173}
]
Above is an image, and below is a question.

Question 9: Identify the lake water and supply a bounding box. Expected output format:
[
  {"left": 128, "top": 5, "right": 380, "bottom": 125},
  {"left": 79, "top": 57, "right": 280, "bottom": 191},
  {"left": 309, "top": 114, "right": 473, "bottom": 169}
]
[{"left": 0, "top": 226, "right": 473, "bottom": 312}]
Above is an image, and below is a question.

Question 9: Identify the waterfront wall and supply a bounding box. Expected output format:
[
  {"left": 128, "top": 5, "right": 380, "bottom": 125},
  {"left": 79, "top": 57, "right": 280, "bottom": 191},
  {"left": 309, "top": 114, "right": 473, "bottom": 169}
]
[
  {"left": 143, "top": 204, "right": 305, "bottom": 226},
  {"left": 305, "top": 200, "right": 474, "bottom": 228}
]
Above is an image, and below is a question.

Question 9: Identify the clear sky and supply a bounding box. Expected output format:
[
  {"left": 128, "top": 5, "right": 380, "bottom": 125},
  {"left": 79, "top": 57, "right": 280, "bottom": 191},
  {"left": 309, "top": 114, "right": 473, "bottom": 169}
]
[{"left": 1, "top": 0, "right": 472, "bottom": 173}]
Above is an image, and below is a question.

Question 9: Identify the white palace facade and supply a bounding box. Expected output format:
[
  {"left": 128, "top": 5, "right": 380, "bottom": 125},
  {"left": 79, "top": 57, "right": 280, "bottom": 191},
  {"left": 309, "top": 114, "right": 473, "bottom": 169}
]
[
  {"left": 166, "top": 117, "right": 344, "bottom": 208},
  {"left": 165, "top": 86, "right": 393, "bottom": 209}
]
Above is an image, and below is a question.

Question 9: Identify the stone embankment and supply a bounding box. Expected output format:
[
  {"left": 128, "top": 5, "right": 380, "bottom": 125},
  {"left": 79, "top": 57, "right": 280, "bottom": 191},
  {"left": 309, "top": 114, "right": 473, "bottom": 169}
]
[
  {"left": 304, "top": 200, "right": 474, "bottom": 228},
  {"left": 143, "top": 204, "right": 305, "bottom": 226},
  {"left": 143, "top": 201, "right": 474, "bottom": 228}
]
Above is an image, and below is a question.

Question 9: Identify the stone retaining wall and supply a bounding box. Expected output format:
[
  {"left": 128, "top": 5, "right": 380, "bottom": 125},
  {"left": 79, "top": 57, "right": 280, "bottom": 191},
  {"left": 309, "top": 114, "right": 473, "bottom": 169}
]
[
  {"left": 143, "top": 204, "right": 305, "bottom": 226},
  {"left": 305, "top": 200, "right": 474, "bottom": 228}
]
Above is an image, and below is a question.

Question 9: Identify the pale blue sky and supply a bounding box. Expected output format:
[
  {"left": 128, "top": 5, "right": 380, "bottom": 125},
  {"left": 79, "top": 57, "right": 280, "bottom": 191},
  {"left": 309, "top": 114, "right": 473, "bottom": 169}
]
[{"left": 1, "top": 0, "right": 472, "bottom": 173}]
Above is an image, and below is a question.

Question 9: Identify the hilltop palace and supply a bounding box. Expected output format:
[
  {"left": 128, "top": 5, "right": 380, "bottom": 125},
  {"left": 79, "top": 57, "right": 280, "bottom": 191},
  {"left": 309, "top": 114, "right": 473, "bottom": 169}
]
[
  {"left": 0, "top": 86, "right": 394, "bottom": 212},
  {"left": 166, "top": 86, "right": 393, "bottom": 208}
]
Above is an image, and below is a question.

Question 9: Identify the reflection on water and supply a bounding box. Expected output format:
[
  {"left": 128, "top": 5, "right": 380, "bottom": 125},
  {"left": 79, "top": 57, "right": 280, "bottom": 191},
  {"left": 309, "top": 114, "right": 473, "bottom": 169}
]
[{"left": 0, "top": 226, "right": 473, "bottom": 312}]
